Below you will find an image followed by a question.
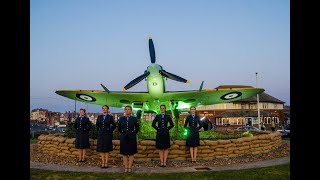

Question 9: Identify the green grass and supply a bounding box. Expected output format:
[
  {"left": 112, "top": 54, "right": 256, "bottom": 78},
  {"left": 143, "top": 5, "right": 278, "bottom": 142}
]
[
  {"left": 30, "top": 139, "right": 38, "bottom": 144},
  {"left": 30, "top": 163, "right": 289, "bottom": 180},
  {"left": 282, "top": 137, "right": 290, "bottom": 141}
]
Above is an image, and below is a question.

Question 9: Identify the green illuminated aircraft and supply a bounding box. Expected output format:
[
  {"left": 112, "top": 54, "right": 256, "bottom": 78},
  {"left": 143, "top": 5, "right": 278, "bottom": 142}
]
[{"left": 55, "top": 37, "right": 264, "bottom": 118}]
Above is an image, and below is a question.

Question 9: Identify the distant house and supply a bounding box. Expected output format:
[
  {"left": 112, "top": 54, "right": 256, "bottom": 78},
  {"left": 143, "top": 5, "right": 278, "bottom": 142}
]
[{"left": 30, "top": 108, "right": 48, "bottom": 122}]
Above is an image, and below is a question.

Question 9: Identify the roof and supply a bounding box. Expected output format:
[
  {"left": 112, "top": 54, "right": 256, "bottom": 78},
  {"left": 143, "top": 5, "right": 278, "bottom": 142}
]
[
  {"left": 215, "top": 110, "right": 278, "bottom": 118},
  {"left": 234, "top": 92, "right": 284, "bottom": 104}
]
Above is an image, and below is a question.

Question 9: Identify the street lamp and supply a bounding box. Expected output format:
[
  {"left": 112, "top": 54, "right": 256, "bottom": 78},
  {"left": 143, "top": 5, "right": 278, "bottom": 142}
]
[{"left": 256, "top": 72, "right": 261, "bottom": 130}]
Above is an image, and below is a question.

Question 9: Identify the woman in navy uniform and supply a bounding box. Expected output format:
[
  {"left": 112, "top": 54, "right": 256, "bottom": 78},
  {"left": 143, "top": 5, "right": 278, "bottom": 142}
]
[
  {"left": 184, "top": 106, "right": 202, "bottom": 162},
  {"left": 96, "top": 105, "right": 116, "bottom": 168},
  {"left": 74, "top": 108, "right": 92, "bottom": 162},
  {"left": 118, "top": 105, "right": 139, "bottom": 172},
  {"left": 152, "top": 105, "right": 174, "bottom": 167}
]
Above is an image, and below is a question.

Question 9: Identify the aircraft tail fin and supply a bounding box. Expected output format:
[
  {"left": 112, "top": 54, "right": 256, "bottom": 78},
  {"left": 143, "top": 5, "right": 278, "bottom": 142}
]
[{"left": 100, "top": 84, "right": 110, "bottom": 93}]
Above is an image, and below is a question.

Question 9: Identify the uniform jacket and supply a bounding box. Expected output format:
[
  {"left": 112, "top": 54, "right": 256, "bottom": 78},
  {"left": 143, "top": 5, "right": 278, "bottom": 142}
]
[
  {"left": 96, "top": 114, "right": 116, "bottom": 135},
  {"left": 117, "top": 116, "right": 139, "bottom": 139},
  {"left": 152, "top": 114, "right": 174, "bottom": 135},
  {"left": 74, "top": 116, "right": 92, "bottom": 133},
  {"left": 184, "top": 114, "right": 202, "bottom": 132}
]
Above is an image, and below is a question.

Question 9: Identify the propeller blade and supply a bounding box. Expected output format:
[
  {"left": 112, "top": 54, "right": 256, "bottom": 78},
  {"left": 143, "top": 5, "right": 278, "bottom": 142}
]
[
  {"left": 160, "top": 70, "right": 190, "bottom": 83},
  {"left": 122, "top": 71, "right": 150, "bottom": 91},
  {"left": 149, "top": 37, "right": 156, "bottom": 63}
]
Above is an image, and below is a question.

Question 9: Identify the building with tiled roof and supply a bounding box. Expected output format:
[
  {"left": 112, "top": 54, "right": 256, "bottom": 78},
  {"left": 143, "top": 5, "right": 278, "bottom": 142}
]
[{"left": 179, "top": 92, "right": 287, "bottom": 129}]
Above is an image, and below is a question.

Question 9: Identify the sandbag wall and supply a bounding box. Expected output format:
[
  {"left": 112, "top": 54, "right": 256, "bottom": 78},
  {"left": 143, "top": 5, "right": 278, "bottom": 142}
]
[{"left": 36, "top": 132, "right": 281, "bottom": 161}]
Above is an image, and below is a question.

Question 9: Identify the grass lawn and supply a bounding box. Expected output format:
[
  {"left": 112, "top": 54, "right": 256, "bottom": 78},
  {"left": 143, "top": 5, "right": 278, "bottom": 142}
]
[
  {"left": 282, "top": 136, "right": 290, "bottom": 141},
  {"left": 30, "top": 139, "right": 38, "bottom": 144},
  {"left": 30, "top": 163, "right": 290, "bottom": 180}
]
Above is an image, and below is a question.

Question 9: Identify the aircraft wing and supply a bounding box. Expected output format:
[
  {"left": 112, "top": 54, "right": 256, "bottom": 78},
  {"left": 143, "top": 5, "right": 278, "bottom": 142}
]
[
  {"left": 161, "top": 86, "right": 265, "bottom": 106},
  {"left": 56, "top": 85, "right": 264, "bottom": 111},
  {"left": 55, "top": 90, "right": 151, "bottom": 108}
]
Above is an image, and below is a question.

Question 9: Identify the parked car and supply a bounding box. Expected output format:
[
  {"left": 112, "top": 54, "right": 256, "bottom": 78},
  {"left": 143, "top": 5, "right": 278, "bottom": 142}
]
[
  {"left": 235, "top": 126, "right": 261, "bottom": 131},
  {"left": 277, "top": 127, "right": 290, "bottom": 137}
]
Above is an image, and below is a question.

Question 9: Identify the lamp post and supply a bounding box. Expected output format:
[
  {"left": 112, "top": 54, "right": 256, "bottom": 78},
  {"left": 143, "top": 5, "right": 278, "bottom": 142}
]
[
  {"left": 86, "top": 103, "right": 88, "bottom": 113},
  {"left": 74, "top": 99, "right": 77, "bottom": 119},
  {"left": 256, "top": 72, "right": 261, "bottom": 130}
]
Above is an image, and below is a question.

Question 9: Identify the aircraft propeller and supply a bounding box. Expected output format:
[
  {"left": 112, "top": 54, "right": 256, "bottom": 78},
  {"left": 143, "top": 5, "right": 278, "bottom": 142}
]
[
  {"left": 159, "top": 70, "right": 189, "bottom": 83},
  {"left": 149, "top": 38, "right": 156, "bottom": 63},
  {"left": 122, "top": 71, "right": 150, "bottom": 91},
  {"left": 122, "top": 37, "right": 189, "bottom": 91}
]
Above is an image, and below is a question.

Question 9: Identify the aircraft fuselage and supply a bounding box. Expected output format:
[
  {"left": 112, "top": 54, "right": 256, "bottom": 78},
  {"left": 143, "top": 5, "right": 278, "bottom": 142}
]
[{"left": 146, "top": 64, "right": 165, "bottom": 99}]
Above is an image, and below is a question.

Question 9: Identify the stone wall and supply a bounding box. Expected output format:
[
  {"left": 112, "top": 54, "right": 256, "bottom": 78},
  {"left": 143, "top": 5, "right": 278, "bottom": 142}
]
[{"left": 36, "top": 131, "right": 282, "bottom": 161}]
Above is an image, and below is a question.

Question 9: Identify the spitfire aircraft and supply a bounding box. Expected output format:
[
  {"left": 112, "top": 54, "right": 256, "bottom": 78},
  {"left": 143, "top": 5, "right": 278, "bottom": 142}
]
[{"left": 56, "top": 37, "right": 264, "bottom": 119}]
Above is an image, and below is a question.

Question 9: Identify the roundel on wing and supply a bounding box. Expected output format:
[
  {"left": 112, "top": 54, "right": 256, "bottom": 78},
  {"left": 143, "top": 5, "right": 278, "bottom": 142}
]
[
  {"left": 220, "top": 92, "right": 242, "bottom": 100},
  {"left": 76, "top": 94, "right": 96, "bottom": 102}
]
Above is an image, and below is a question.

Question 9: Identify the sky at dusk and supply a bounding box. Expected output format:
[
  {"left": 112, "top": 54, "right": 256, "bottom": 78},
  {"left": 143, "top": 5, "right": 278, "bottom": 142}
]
[{"left": 30, "top": 0, "right": 290, "bottom": 113}]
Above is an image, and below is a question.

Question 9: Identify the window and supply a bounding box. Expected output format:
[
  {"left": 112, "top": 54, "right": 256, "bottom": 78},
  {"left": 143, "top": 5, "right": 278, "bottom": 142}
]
[{"left": 263, "top": 103, "right": 268, "bottom": 109}]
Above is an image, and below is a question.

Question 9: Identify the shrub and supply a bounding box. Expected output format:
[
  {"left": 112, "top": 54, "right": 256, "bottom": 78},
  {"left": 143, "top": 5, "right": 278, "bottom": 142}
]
[
  {"left": 113, "top": 128, "right": 120, "bottom": 140},
  {"left": 199, "top": 130, "right": 244, "bottom": 140},
  {"left": 64, "top": 121, "right": 76, "bottom": 138},
  {"left": 64, "top": 121, "right": 97, "bottom": 139},
  {"left": 30, "top": 130, "right": 50, "bottom": 139},
  {"left": 137, "top": 119, "right": 156, "bottom": 140},
  {"left": 242, "top": 131, "right": 253, "bottom": 137},
  {"left": 171, "top": 121, "right": 186, "bottom": 140}
]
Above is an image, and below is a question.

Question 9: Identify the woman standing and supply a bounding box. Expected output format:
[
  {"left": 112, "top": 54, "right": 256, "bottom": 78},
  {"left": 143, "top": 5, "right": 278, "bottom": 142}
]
[
  {"left": 152, "top": 105, "right": 174, "bottom": 167},
  {"left": 118, "top": 106, "right": 140, "bottom": 172},
  {"left": 96, "top": 105, "right": 116, "bottom": 168},
  {"left": 74, "top": 108, "right": 92, "bottom": 162},
  {"left": 184, "top": 106, "right": 202, "bottom": 162}
]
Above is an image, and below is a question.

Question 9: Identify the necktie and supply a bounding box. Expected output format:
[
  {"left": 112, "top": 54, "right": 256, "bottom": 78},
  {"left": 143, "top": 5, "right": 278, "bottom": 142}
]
[
  {"left": 192, "top": 115, "right": 195, "bottom": 119},
  {"left": 162, "top": 114, "right": 164, "bottom": 118},
  {"left": 127, "top": 117, "right": 129, "bottom": 121},
  {"left": 80, "top": 117, "right": 83, "bottom": 121},
  {"left": 103, "top": 115, "right": 106, "bottom": 120}
]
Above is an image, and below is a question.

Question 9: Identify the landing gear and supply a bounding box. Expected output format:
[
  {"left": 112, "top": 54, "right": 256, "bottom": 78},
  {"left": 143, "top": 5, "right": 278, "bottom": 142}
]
[
  {"left": 173, "top": 109, "right": 180, "bottom": 119},
  {"left": 169, "top": 102, "right": 180, "bottom": 139}
]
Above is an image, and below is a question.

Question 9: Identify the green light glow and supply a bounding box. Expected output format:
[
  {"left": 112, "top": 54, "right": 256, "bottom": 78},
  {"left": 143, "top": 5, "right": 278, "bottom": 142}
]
[
  {"left": 183, "top": 128, "right": 188, "bottom": 136},
  {"left": 177, "top": 102, "right": 191, "bottom": 109}
]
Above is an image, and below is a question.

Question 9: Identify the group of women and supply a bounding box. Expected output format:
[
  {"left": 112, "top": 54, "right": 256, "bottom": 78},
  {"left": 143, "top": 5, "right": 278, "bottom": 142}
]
[{"left": 74, "top": 105, "right": 203, "bottom": 172}]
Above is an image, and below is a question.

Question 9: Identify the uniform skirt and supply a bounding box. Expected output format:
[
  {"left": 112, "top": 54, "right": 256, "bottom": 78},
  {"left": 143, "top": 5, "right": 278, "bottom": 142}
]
[
  {"left": 96, "top": 131, "right": 113, "bottom": 152},
  {"left": 186, "top": 128, "right": 200, "bottom": 147},
  {"left": 156, "top": 129, "right": 171, "bottom": 149},
  {"left": 120, "top": 133, "right": 137, "bottom": 155},
  {"left": 75, "top": 131, "right": 90, "bottom": 149}
]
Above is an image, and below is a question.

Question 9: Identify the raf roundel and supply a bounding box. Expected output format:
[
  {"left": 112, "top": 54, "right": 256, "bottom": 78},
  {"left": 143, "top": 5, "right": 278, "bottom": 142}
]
[
  {"left": 220, "top": 92, "right": 242, "bottom": 100},
  {"left": 76, "top": 94, "right": 96, "bottom": 102}
]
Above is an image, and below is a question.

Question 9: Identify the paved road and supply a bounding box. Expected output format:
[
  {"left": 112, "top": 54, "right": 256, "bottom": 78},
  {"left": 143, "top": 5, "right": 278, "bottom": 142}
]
[{"left": 30, "top": 156, "right": 290, "bottom": 173}]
